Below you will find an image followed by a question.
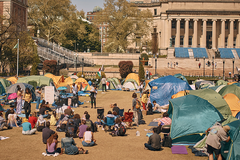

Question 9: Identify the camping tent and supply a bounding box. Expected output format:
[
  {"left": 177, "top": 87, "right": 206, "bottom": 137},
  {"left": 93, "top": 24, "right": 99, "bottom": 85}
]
[
  {"left": 216, "top": 80, "right": 228, "bottom": 86},
  {"left": 122, "top": 82, "right": 137, "bottom": 90},
  {"left": 189, "top": 89, "right": 232, "bottom": 119},
  {"left": 171, "top": 90, "right": 187, "bottom": 99},
  {"left": 7, "top": 83, "right": 36, "bottom": 100},
  {"left": 173, "top": 73, "right": 188, "bottom": 83},
  {"left": 17, "top": 76, "right": 54, "bottom": 87},
  {"left": 0, "top": 78, "right": 11, "bottom": 91},
  {"left": 223, "top": 93, "right": 240, "bottom": 117},
  {"left": 0, "top": 82, "right": 5, "bottom": 95},
  {"left": 75, "top": 78, "right": 91, "bottom": 91},
  {"left": 195, "top": 80, "right": 214, "bottom": 90},
  {"left": 44, "top": 73, "right": 55, "bottom": 79},
  {"left": 148, "top": 75, "right": 192, "bottom": 106},
  {"left": 219, "top": 85, "right": 240, "bottom": 100},
  {"left": 52, "top": 76, "right": 64, "bottom": 88},
  {"left": 168, "top": 95, "right": 223, "bottom": 144},
  {"left": 7, "top": 77, "right": 18, "bottom": 84},
  {"left": 228, "top": 81, "right": 237, "bottom": 85},
  {"left": 70, "top": 75, "right": 78, "bottom": 79},
  {"left": 125, "top": 73, "right": 140, "bottom": 85},
  {"left": 209, "top": 85, "right": 226, "bottom": 93}
]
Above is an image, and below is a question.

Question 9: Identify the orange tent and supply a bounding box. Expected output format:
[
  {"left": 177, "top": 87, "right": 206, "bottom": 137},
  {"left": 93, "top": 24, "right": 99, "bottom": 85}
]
[
  {"left": 228, "top": 81, "right": 237, "bottom": 85},
  {"left": 223, "top": 93, "right": 240, "bottom": 117},
  {"left": 52, "top": 76, "right": 64, "bottom": 88},
  {"left": 125, "top": 73, "right": 140, "bottom": 85},
  {"left": 171, "top": 91, "right": 188, "bottom": 99},
  {"left": 7, "top": 77, "right": 18, "bottom": 84},
  {"left": 75, "top": 78, "right": 91, "bottom": 91}
]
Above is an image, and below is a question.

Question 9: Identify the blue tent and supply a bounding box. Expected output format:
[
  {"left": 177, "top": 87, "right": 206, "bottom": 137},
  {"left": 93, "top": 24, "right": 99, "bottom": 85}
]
[
  {"left": 236, "top": 112, "right": 240, "bottom": 120},
  {"left": 168, "top": 95, "right": 223, "bottom": 144},
  {"left": 0, "top": 82, "right": 5, "bottom": 95},
  {"left": 148, "top": 75, "right": 192, "bottom": 106}
]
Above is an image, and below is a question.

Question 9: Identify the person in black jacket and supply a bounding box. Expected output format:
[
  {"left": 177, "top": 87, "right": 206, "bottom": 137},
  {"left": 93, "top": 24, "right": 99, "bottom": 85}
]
[{"left": 144, "top": 128, "right": 162, "bottom": 151}]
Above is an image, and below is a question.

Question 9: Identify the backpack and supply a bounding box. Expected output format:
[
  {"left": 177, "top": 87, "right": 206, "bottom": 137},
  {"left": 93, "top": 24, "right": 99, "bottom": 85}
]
[
  {"left": 135, "top": 99, "right": 141, "bottom": 109},
  {"left": 118, "top": 124, "right": 126, "bottom": 136},
  {"left": 162, "top": 135, "right": 172, "bottom": 148}
]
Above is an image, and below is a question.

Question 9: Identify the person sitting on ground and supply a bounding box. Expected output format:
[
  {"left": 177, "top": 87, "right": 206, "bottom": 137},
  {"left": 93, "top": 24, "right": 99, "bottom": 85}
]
[
  {"left": 153, "top": 101, "right": 161, "bottom": 113},
  {"left": 5, "top": 105, "right": 15, "bottom": 121},
  {"left": 22, "top": 118, "right": 37, "bottom": 135},
  {"left": 82, "top": 111, "right": 88, "bottom": 120},
  {"left": 7, "top": 110, "right": 19, "bottom": 127},
  {"left": 42, "top": 121, "right": 55, "bottom": 144},
  {"left": 0, "top": 112, "right": 12, "bottom": 131},
  {"left": 112, "top": 103, "right": 120, "bottom": 115},
  {"left": 66, "top": 119, "right": 78, "bottom": 138},
  {"left": 37, "top": 115, "right": 46, "bottom": 132},
  {"left": 28, "top": 112, "right": 38, "bottom": 128},
  {"left": 73, "top": 114, "right": 81, "bottom": 128},
  {"left": 147, "top": 103, "right": 153, "bottom": 115},
  {"left": 45, "top": 133, "right": 61, "bottom": 155},
  {"left": 64, "top": 106, "right": 73, "bottom": 117},
  {"left": 61, "top": 131, "right": 88, "bottom": 155},
  {"left": 39, "top": 100, "right": 47, "bottom": 116},
  {"left": 144, "top": 127, "right": 162, "bottom": 151},
  {"left": 78, "top": 120, "right": 88, "bottom": 139},
  {"left": 156, "top": 112, "right": 172, "bottom": 134},
  {"left": 81, "top": 126, "right": 96, "bottom": 146},
  {"left": 50, "top": 111, "right": 57, "bottom": 126},
  {"left": 205, "top": 124, "right": 231, "bottom": 160},
  {"left": 111, "top": 118, "right": 122, "bottom": 136},
  {"left": 57, "top": 115, "right": 69, "bottom": 132},
  {"left": 85, "top": 114, "right": 94, "bottom": 131},
  {"left": 45, "top": 102, "right": 52, "bottom": 112}
]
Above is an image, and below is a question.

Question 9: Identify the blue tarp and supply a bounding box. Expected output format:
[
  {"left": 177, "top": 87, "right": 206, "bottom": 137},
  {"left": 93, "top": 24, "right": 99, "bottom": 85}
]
[{"left": 149, "top": 75, "right": 192, "bottom": 106}]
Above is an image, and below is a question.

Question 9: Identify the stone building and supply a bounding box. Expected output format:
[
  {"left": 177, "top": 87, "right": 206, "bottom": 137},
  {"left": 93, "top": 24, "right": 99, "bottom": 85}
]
[{"left": 130, "top": 0, "right": 240, "bottom": 58}]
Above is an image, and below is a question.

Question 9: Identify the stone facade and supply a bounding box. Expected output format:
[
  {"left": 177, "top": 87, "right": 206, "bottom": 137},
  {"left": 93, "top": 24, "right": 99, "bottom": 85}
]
[{"left": 130, "top": 0, "right": 240, "bottom": 55}]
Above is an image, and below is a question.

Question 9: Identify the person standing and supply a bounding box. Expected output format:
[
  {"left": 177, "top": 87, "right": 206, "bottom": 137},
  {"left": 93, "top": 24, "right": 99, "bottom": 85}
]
[
  {"left": 35, "top": 86, "right": 41, "bottom": 110},
  {"left": 101, "top": 76, "right": 107, "bottom": 92},
  {"left": 23, "top": 88, "right": 32, "bottom": 119},
  {"left": 90, "top": 85, "right": 97, "bottom": 109},
  {"left": 139, "top": 81, "right": 143, "bottom": 98},
  {"left": 167, "top": 62, "right": 169, "bottom": 68},
  {"left": 132, "top": 93, "right": 139, "bottom": 126},
  {"left": 72, "top": 83, "right": 78, "bottom": 107},
  {"left": 16, "top": 87, "right": 23, "bottom": 114},
  {"left": 199, "top": 62, "right": 201, "bottom": 69},
  {"left": 144, "top": 128, "right": 162, "bottom": 151},
  {"left": 141, "top": 91, "right": 148, "bottom": 110},
  {"left": 146, "top": 69, "right": 149, "bottom": 79}
]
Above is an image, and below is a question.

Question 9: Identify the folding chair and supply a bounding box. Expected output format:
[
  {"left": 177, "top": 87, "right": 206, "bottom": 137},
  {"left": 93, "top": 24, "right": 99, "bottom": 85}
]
[
  {"left": 160, "top": 125, "right": 171, "bottom": 140},
  {"left": 101, "top": 117, "right": 115, "bottom": 131},
  {"left": 122, "top": 111, "right": 133, "bottom": 128},
  {"left": 97, "top": 109, "right": 104, "bottom": 119}
]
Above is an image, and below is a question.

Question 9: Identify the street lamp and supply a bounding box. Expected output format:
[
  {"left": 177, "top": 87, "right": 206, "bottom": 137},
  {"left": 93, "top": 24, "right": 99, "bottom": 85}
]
[
  {"left": 233, "top": 58, "right": 235, "bottom": 77},
  {"left": 223, "top": 59, "right": 225, "bottom": 80},
  {"left": 203, "top": 56, "right": 205, "bottom": 77},
  {"left": 155, "top": 57, "right": 157, "bottom": 75},
  {"left": 212, "top": 56, "right": 214, "bottom": 78},
  {"left": 82, "top": 58, "right": 84, "bottom": 77}
]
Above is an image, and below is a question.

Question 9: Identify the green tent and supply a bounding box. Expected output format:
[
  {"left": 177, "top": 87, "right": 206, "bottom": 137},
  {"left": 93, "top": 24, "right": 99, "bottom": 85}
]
[
  {"left": 173, "top": 73, "right": 188, "bottom": 84},
  {"left": 189, "top": 89, "right": 232, "bottom": 119},
  {"left": 216, "top": 80, "right": 228, "bottom": 86},
  {"left": 219, "top": 85, "right": 240, "bottom": 99},
  {"left": 124, "top": 79, "right": 138, "bottom": 85},
  {"left": 200, "top": 83, "right": 215, "bottom": 89},
  {"left": 112, "top": 78, "right": 120, "bottom": 85},
  {"left": 0, "top": 78, "right": 11, "bottom": 91},
  {"left": 98, "top": 81, "right": 116, "bottom": 90},
  {"left": 0, "top": 82, "right": 5, "bottom": 95},
  {"left": 17, "top": 76, "right": 54, "bottom": 87},
  {"left": 107, "top": 78, "right": 118, "bottom": 89},
  {"left": 209, "top": 85, "right": 226, "bottom": 93},
  {"left": 168, "top": 95, "right": 223, "bottom": 144}
]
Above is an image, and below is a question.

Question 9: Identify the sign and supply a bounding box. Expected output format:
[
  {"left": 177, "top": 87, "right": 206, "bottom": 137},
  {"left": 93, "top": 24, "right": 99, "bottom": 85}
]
[{"left": 44, "top": 86, "right": 54, "bottom": 104}]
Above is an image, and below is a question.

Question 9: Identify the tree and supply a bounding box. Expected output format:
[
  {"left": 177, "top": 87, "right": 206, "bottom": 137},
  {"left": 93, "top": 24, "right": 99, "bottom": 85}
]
[
  {"left": 97, "top": 0, "right": 153, "bottom": 53},
  {"left": 138, "top": 62, "right": 145, "bottom": 80},
  {"left": 43, "top": 60, "right": 57, "bottom": 74},
  {"left": 118, "top": 61, "right": 133, "bottom": 78}
]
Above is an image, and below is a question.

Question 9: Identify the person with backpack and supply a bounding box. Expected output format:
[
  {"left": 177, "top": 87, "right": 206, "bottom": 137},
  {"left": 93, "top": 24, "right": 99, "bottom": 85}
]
[
  {"left": 111, "top": 118, "right": 126, "bottom": 136},
  {"left": 132, "top": 93, "right": 140, "bottom": 126}
]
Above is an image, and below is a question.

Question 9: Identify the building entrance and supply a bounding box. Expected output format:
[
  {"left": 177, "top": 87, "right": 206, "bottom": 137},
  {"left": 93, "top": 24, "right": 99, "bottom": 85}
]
[{"left": 206, "top": 31, "right": 212, "bottom": 49}]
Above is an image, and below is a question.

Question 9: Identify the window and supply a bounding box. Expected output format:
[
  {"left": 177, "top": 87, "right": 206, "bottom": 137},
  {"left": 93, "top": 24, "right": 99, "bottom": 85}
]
[
  {"left": 234, "top": 37, "right": 236, "bottom": 47},
  {"left": 189, "top": 21, "right": 193, "bottom": 29},
  {"left": 225, "top": 37, "right": 228, "bottom": 47},
  {"left": 153, "top": 28, "right": 157, "bottom": 33},
  {"left": 225, "top": 22, "right": 228, "bottom": 29},
  {"left": 154, "top": 9, "right": 157, "bottom": 16},
  {"left": 207, "top": 21, "right": 212, "bottom": 26},
  {"left": 172, "top": 36, "right": 175, "bottom": 47},
  {"left": 180, "top": 21, "right": 184, "bottom": 29},
  {"left": 234, "top": 21, "right": 237, "bottom": 30},
  {"left": 189, "top": 36, "right": 192, "bottom": 46},
  {"left": 180, "top": 36, "right": 184, "bottom": 45},
  {"left": 172, "top": 20, "right": 176, "bottom": 29}
]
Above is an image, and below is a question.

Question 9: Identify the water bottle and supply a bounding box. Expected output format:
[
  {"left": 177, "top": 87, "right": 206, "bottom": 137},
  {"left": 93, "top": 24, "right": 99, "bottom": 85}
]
[{"left": 136, "top": 131, "right": 140, "bottom": 136}]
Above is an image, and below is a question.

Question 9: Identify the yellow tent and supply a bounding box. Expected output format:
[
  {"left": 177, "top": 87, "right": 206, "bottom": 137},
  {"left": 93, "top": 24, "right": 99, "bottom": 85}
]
[
  {"left": 75, "top": 78, "right": 91, "bottom": 91},
  {"left": 65, "top": 77, "right": 74, "bottom": 85},
  {"left": 7, "top": 77, "right": 18, "bottom": 84},
  {"left": 125, "top": 73, "right": 140, "bottom": 85},
  {"left": 228, "top": 81, "right": 237, "bottom": 85},
  {"left": 223, "top": 93, "right": 240, "bottom": 117},
  {"left": 171, "top": 91, "right": 187, "bottom": 99},
  {"left": 44, "top": 73, "right": 55, "bottom": 79},
  {"left": 52, "top": 76, "right": 64, "bottom": 88}
]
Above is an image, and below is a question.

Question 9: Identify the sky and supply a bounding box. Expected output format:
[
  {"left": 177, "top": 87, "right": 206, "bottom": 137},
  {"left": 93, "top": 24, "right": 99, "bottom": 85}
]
[{"left": 71, "top": 0, "right": 105, "bottom": 13}]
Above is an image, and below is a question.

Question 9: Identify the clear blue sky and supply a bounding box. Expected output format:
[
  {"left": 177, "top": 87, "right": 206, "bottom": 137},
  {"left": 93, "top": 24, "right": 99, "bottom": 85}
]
[{"left": 71, "top": 0, "right": 105, "bottom": 13}]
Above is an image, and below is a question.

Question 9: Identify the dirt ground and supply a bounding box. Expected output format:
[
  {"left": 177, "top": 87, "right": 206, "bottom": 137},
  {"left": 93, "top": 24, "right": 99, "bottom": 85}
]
[{"left": 0, "top": 91, "right": 207, "bottom": 160}]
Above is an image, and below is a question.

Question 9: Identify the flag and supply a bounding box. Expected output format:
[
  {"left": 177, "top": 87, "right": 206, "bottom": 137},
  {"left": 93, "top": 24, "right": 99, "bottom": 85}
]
[
  {"left": 82, "top": 83, "right": 88, "bottom": 91},
  {"left": 97, "top": 71, "right": 101, "bottom": 77},
  {"left": 13, "top": 42, "right": 19, "bottom": 49}
]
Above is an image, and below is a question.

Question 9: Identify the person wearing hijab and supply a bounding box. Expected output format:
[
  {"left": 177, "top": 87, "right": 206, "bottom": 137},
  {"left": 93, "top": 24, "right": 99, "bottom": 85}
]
[{"left": 37, "top": 115, "right": 46, "bottom": 132}]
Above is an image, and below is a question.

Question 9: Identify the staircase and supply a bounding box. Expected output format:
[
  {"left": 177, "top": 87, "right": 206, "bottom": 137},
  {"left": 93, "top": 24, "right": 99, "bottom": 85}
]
[
  {"left": 188, "top": 49, "right": 194, "bottom": 59},
  {"left": 167, "top": 48, "right": 175, "bottom": 58},
  {"left": 232, "top": 49, "right": 239, "bottom": 59},
  {"left": 207, "top": 49, "right": 215, "bottom": 58}
]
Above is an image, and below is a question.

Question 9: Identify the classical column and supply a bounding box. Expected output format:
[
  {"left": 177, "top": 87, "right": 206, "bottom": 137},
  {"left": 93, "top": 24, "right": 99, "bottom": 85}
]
[
  {"left": 175, "top": 18, "right": 181, "bottom": 47},
  {"left": 229, "top": 19, "right": 234, "bottom": 48},
  {"left": 221, "top": 19, "right": 226, "bottom": 48},
  {"left": 193, "top": 19, "right": 198, "bottom": 47},
  {"left": 212, "top": 19, "right": 217, "bottom": 49},
  {"left": 184, "top": 19, "right": 189, "bottom": 47},
  {"left": 237, "top": 20, "right": 240, "bottom": 48},
  {"left": 201, "top": 19, "right": 207, "bottom": 48},
  {"left": 168, "top": 19, "right": 172, "bottom": 47}
]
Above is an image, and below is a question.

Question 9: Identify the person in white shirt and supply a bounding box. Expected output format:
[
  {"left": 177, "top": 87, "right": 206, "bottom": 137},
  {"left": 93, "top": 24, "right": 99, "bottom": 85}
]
[
  {"left": 72, "top": 83, "right": 78, "bottom": 95},
  {"left": 101, "top": 76, "right": 107, "bottom": 92}
]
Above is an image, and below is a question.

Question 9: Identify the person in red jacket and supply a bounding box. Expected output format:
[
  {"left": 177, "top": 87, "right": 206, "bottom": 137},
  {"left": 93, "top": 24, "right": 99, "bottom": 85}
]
[{"left": 28, "top": 112, "right": 38, "bottom": 128}]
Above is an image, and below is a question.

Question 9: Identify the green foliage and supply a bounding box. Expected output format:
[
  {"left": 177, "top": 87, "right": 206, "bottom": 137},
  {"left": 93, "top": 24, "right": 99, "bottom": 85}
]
[
  {"left": 118, "top": 61, "right": 133, "bottom": 78},
  {"left": 139, "top": 62, "right": 145, "bottom": 80},
  {"left": 140, "top": 53, "right": 149, "bottom": 60},
  {"left": 30, "top": 63, "right": 39, "bottom": 75},
  {"left": 96, "top": 72, "right": 106, "bottom": 79},
  {"left": 77, "top": 72, "right": 86, "bottom": 78},
  {"left": 59, "top": 69, "right": 69, "bottom": 77},
  {"left": 43, "top": 60, "right": 57, "bottom": 74}
]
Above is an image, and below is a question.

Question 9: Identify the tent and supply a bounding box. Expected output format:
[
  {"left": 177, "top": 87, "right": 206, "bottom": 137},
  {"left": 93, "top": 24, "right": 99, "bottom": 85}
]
[
  {"left": 223, "top": 93, "right": 240, "bottom": 117},
  {"left": 99, "top": 80, "right": 117, "bottom": 90},
  {"left": 171, "top": 90, "right": 187, "bottom": 99},
  {"left": 44, "top": 73, "right": 55, "bottom": 79},
  {"left": 168, "top": 95, "right": 223, "bottom": 144},
  {"left": 0, "top": 82, "right": 5, "bottom": 95},
  {"left": 107, "top": 78, "right": 118, "bottom": 89},
  {"left": 125, "top": 73, "right": 140, "bottom": 85},
  {"left": 236, "top": 112, "right": 240, "bottom": 119},
  {"left": 219, "top": 85, "right": 240, "bottom": 100},
  {"left": 189, "top": 89, "right": 232, "bottom": 119},
  {"left": 7, "top": 83, "right": 36, "bottom": 100},
  {"left": 7, "top": 77, "right": 18, "bottom": 84},
  {"left": 228, "top": 81, "right": 237, "bottom": 85},
  {"left": 17, "top": 76, "right": 54, "bottom": 87},
  {"left": 122, "top": 82, "right": 137, "bottom": 90},
  {"left": 70, "top": 75, "right": 78, "bottom": 80},
  {"left": 232, "top": 83, "right": 240, "bottom": 87},
  {"left": 209, "top": 85, "right": 226, "bottom": 93},
  {"left": 0, "top": 78, "right": 11, "bottom": 91},
  {"left": 75, "top": 78, "right": 91, "bottom": 91},
  {"left": 144, "top": 79, "right": 154, "bottom": 91},
  {"left": 195, "top": 80, "right": 214, "bottom": 90},
  {"left": 52, "top": 76, "right": 64, "bottom": 88},
  {"left": 173, "top": 73, "right": 188, "bottom": 83},
  {"left": 149, "top": 75, "right": 192, "bottom": 106},
  {"left": 216, "top": 80, "right": 228, "bottom": 86}
]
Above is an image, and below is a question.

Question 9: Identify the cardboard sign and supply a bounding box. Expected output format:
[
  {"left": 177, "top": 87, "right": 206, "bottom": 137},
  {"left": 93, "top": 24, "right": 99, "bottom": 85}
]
[{"left": 44, "top": 86, "right": 54, "bottom": 104}]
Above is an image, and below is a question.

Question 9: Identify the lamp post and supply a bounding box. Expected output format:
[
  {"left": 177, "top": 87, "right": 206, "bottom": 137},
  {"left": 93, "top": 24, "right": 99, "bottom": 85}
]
[
  {"left": 203, "top": 56, "right": 205, "bottom": 77},
  {"left": 212, "top": 56, "right": 214, "bottom": 78},
  {"left": 82, "top": 58, "right": 84, "bottom": 77},
  {"left": 223, "top": 59, "right": 225, "bottom": 80},
  {"left": 155, "top": 57, "right": 157, "bottom": 75},
  {"left": 233, "top": 58, "right": 235, "bottom": 77}
]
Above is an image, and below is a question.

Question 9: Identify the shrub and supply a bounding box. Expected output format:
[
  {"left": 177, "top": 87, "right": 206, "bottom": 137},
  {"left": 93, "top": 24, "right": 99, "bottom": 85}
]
[
  {"left": 118, "top": 61, "right": 133, "bottom": 78},
  {"left": 30, "top": 63, "right": 38, "bottom": 75},
  {"left": 43, "top": 60, "right": 57, "bottom": 74},
  {"left": 140, "top": 53, "right": 149, "bottom": 60},
  {"left": 139, "top": 62, "right": 145, "bottom": 80},
  {"left": 59, "top": 69, "right": 69, "bottom": 77},
  {"left": 77, "top": 72, "right": 86, "bottom": 78}
]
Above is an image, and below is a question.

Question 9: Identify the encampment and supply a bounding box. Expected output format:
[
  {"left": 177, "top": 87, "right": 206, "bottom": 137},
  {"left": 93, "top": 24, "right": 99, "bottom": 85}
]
[
  {"left": 7, "top": 83, "right": 36, "bottom": 100},
  {"left": 223, "top": 93, "right": 240, "bottom": 117},
  {"left": 219, "top": 85, "right": 240, "bottom": 99},
  {"left": 75, "top": 78, "right": 91, "bottom": 91},
  {"left": 7, "top": 77, "right": 18, "bottom": 84},
  {"left": 0, "top": 78, "right": 11, "bottom": 92},
  {"left": 125, "top": 73, "right": 140, "bottom": 86}
]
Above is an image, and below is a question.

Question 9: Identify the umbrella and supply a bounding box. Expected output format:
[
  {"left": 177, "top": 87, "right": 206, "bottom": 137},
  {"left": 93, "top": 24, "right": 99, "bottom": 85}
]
[
  {"left": 7, "top": 83, "right": 36, "bottom": 101},
  {"left": 8, "top": 93, "right": 17, "bottom": 100},
  {"left": 57, "top": 86, "right": 67, "bottom": 91}
]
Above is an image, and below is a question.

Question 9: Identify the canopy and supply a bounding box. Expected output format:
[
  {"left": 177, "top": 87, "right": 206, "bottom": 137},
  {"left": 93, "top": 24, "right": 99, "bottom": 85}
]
[
  {"left": 216, "top": 80, "right": 228, "bottom": 86},
  {"left": 173, "top": 73, "right": 188, "bottom": 83},
  {"left": 149, "top": 75, "right": 192, "bottom": 106},
  {"left": 168, "top": 95, "right": 223, "bottom": 144},
  {"left": 125, "top": 73, "right": 140, "bottom": 85},
  {"left": 189, "top": 89, "right": 232, "bottom": 119},
  {"left": 75, "top": 78, "right": 90, "bottom": 91},
  {"left": 0, "top": 78, "right": 11, "bottom": 91},
  {"left": 219, "top": 85, "right": 240, "bottom": 100},
  {"left": 7, "top": 83, "right": 36, "bottom": 100},
  {"left": 6, "top": 77, "right": 18, "bottom": 84},
  {"left": 223, "top": 93, "right": 240, "bottom": 117},
  {"left": 17, "top": 75, "right": 54, "bottom": 87}
]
